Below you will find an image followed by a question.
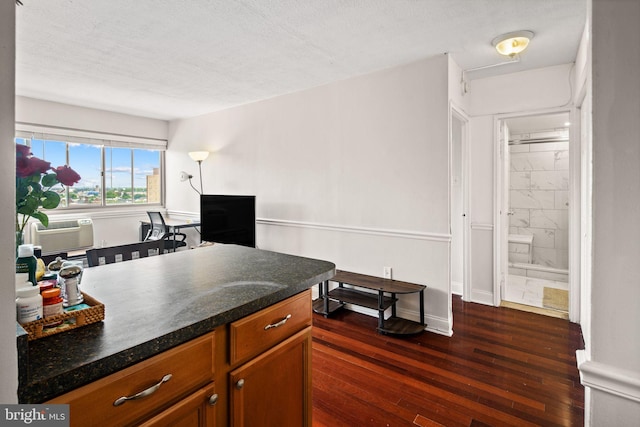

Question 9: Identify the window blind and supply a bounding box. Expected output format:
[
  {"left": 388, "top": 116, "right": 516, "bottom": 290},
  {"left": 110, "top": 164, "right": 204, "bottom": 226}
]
[{"left": 16, "top": 123, "right": 167, "bottom": 150}]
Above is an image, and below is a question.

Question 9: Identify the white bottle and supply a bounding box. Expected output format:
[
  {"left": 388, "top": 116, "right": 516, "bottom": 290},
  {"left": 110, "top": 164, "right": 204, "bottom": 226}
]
[{"left": 16, "top": 284, "right": 43, "bottom": 324}]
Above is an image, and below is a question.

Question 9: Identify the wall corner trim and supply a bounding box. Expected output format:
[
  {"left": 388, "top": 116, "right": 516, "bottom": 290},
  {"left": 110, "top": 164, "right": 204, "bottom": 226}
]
[{"left": 577, "top": 351, "right": 640, "bottom": 403}]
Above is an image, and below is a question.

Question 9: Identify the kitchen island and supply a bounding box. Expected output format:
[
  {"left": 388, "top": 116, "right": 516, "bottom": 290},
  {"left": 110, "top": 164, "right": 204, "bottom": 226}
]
[{"left": 17, "top": 244, "right": 334, "bottom": 425}]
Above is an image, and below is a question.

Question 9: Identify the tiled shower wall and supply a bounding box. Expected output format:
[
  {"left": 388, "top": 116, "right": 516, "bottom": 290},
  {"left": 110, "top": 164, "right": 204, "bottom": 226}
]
[{"left": 509, "top": 140, "right": 569, "bottom": 270}]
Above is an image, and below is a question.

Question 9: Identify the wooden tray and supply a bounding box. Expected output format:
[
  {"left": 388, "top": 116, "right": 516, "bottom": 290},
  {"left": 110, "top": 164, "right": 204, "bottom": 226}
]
[{"left": 21, "top": 292, "right": 105, "bottom": 341}]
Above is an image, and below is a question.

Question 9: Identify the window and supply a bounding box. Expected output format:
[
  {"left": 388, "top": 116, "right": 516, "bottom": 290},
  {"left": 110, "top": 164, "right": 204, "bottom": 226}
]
[{"left": 16, "top": 125, "right": 166, "bottom": 209}]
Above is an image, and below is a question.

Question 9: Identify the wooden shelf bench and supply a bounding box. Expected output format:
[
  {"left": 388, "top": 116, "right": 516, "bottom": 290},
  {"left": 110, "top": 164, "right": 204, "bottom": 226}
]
[{"left": 313, "top": 270, "right": 426, "bottom": 335}]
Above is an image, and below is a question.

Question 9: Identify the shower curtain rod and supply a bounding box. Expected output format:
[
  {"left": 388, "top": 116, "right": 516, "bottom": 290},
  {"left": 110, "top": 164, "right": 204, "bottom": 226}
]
[{"left": 508, "top": 137, "right": 569, "bottom": 145}]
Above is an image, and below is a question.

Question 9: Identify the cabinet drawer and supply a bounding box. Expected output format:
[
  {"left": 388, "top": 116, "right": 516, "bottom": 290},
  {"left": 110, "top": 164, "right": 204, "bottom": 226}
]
[
  {"left": 48, "top": 331, "right": 215, "bottom": 427},
  {"left": 230, "top": 289, "right": 311, "bottom": 365}
]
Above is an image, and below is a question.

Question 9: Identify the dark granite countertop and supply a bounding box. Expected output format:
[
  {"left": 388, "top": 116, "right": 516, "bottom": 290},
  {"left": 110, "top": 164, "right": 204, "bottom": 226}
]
[{"left": 17, "top": 244, "right": 335, "bottom": 403}]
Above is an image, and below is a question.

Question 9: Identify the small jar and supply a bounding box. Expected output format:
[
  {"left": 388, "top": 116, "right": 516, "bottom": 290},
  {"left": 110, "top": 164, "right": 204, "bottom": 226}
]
[
  {"left": 16, "top": 285, "right": 43, "bottom": 325},
  {"left": 59, "top": 264, "right": 83, "bottom": 307},
  {"left": 42, "top": 287, "right": 64, "bottom": 328}
]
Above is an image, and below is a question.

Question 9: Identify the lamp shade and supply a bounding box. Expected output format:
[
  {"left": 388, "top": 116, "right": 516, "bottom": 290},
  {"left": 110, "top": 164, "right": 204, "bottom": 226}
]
[
  {"left": 492, "top": 31, "right": 534, "bottom": 57},
  {"left": 188, "top": 151, "right": 209, "bottom": 162}
]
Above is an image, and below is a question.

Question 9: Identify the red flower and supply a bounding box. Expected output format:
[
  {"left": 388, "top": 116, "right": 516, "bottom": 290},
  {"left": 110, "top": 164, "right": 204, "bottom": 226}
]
[
  {"left": 16, "top": 144, "right": 31, "bottom": 158},
  {"left": 16, "top": 156, "right": 51, "bottom": 178},
  {"left": 52, "top": 165, "right": 81, "bottom": 186}
]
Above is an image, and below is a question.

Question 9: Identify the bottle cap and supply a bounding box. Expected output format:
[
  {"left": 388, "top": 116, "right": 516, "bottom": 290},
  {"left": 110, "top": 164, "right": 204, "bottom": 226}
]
[
  {"left": 16, "top": 285, "right": 39, "bottom": 298},
  {"left": 41, "top": 288, "right": 61, "bottom": 299},
  {"left": 17, "top": 244, "right": 34, "bottom": 258},
  {"left": 38, "top": 281, "right": 55, "bottom": 292}
]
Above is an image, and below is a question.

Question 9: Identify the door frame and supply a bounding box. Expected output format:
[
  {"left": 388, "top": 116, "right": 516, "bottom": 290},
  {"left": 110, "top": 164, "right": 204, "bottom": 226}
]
[
  {"left": 449, "top": 102, "right": 470, "bottom": 302},
  {"left": 493, "top": 107, "right": 580, "bottom": 321}
]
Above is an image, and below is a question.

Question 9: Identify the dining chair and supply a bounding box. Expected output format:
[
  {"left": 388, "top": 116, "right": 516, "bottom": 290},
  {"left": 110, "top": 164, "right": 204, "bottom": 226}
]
[{"left": 86, "top": 240, "right": 165, "bottom": 267}]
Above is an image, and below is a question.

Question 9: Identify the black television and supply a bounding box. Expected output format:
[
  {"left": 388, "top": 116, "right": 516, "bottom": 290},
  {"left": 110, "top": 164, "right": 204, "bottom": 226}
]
[{"left": 200, "top": 195, "right": 256, "bottom": 247}]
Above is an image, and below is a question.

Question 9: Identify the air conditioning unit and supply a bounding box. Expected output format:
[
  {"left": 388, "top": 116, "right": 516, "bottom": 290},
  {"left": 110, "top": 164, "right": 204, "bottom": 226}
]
[{"left": 31, "top": 219, "right": 94, "bottom": 254}]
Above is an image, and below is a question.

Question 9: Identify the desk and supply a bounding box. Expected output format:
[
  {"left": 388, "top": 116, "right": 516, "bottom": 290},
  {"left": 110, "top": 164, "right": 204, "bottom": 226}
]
[{"left": 140, "top": 219, "right": 201, "bottom": 251}]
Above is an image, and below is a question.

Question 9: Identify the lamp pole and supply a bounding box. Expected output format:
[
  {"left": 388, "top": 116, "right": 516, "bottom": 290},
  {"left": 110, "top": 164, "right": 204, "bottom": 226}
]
[{"left": 197, "top": 160, "right": 204, "bottom": 194}]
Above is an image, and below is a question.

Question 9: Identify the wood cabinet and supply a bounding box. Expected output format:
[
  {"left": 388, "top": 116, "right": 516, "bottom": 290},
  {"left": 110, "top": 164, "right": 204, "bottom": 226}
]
[
  {"left": 139, "top": 383, "right": 216, "bottom": 427},
  {"left": 216, "top": 289, "right": 313, "bottom": 427},
  {"left": 48, "top": 332, "right": 216, "bottom": 427},
  {"left": 230, "top": 327, "right": 311, "bottom": 427},
  {"left": 47, "top": 290, "right": 313, "bottom": 426}
]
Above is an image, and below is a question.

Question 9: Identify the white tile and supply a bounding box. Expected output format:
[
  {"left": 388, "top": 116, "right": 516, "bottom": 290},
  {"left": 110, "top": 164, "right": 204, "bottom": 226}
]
[
  {"left": 555, "top": 229, "right": 569, "bottom": 249},
  {"left": 530, "top": 141, "right": 569, "bottom": 152},
  {"left": 532, "top": 247, "right": 560, "bottom": 268},
  {"left": 509, "top": 253, "right": 530, "bottom": 264},
  {"left": 511, "top": 151, "right": 555, "bottom": 172},
  {"left": 526, "top": 269, "right": 569, "bottom": 283},
  {"left": 509, "top": 267, "right": 527, "bottom": 275},
  {"left": 530, "top": 209, "right": 568, "bottom": 230},
  {"left": 510, "top": 152, "right": 556, "bottom": 172},
  {"left": 557, "top": 249, "right": 569, "bottom": 269},
  {"left": 509, "top": 144, "right": 530, "bottom": 153},
  {"left": 509, "top": 209, "right": 530, "bottom": 227},
  {"left": 531, "top": 170, "right": 569, "bottom": 190},
  {"left": 533, "top": 228, "right": 556, "bottom": 248},
  {"left": 510, "top": 190, "right": 555, "bottom": 209},
  {"left": 555, "top": 150, "right": 570, "bottom": 170},
  {"left": 510, "top": 171, "right": 531, "bottom": 189},
  {"left": 504, "top": 286, "right": 525, "bottom": 302},
  {"left": 555, "top": 191, "right": 569, "bottom": 209},
  {"left": 509, "top": 242, "right": 531, "bottom": 254}
]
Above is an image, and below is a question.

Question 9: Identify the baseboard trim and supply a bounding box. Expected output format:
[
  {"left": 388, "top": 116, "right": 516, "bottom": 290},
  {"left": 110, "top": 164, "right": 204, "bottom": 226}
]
[
  {"left": 451, "top": 281, "right": 463, "bottom": 296},
  {"left": 577, "top": 350, "right": 640, "bottom": 403},
  {"left": 257, "top": 217, "right": 451, "bottom": 242},
  {"left": 470, "top": 289, "right": 495, "bottom": 306}
]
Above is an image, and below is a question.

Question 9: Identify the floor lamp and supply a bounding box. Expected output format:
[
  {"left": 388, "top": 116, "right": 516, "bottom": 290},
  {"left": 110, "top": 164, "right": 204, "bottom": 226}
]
[{"left": 180, "top": 151, "right": 209, "bottom": 194}]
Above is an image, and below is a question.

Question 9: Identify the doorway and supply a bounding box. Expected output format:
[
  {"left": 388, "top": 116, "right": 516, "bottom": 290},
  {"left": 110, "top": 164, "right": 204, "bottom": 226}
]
[
  {"left": 496, "top": 112, "right": 573, "bottom": 318},
  {"left": 450, "top": 106, "right": 468, "bottom": 300}
]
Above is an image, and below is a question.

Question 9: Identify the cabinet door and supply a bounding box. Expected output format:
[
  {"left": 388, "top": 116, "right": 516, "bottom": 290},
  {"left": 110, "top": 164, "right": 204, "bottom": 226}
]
[
  {"left": 140, "top": 383, "right": 217, "bottom": 427},
  {"left": 230, "top": 327, "right": 311, "bottom": 427}
]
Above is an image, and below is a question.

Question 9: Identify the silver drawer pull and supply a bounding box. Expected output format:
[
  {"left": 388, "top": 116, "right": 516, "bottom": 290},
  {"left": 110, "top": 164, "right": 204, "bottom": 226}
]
[
  {"left": 113, "top": 374, "right": 172, "bottom": 407},
  {"left": 264, "top": 314, "right": 292, "bottom": 330}
]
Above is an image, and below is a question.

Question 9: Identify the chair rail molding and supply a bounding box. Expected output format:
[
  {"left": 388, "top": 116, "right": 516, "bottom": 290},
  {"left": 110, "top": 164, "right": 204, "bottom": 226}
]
[
  {"left": 577, "top": 350, "right": 640, "bottom": 403},
  {"left": 256, "top": 217, "right": 451, "bottom": 242}
]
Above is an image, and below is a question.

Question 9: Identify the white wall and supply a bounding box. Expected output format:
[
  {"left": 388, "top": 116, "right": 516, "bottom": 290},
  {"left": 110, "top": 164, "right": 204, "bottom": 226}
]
[
  {"left": 587, "top": 0, "right": 640, "bottom": 422},
  {"left": 468, "top": 64, "right": 574, "bottom": 117},
  {"left": 169, "top": 56, "right": 454, "bottom": 334},
  {"left": 16, "top": 96, "right": 168, "bottom": 141},
  {"left": 0, "top": 0, "right": 18, "bottom": 403}
]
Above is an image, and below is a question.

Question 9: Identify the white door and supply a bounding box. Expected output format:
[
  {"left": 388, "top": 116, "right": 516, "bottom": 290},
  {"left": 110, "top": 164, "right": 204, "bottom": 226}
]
[
  {"left": 451, "top": 110, "right": 468, "bottom": 299},
  {"left": 494, "top": 120, "right": 510, "bottom": 305}
]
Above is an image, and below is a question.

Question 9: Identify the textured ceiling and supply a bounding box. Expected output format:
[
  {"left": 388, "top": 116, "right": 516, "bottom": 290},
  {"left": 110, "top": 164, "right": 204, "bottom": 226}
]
[{"left": 16, "top": 0, "right": 587, "bottom": 120}]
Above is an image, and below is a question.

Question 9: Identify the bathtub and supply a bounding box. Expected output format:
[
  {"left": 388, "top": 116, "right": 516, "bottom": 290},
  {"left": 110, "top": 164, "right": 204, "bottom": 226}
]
[{"left": 508, "top": 262, "right": 569, "bottom": 283}]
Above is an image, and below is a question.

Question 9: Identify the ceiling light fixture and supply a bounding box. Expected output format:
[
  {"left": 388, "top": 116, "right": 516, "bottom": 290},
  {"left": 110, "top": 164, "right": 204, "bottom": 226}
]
[{"left": 492, "top": 31, "right": 534, "bottom": 57}]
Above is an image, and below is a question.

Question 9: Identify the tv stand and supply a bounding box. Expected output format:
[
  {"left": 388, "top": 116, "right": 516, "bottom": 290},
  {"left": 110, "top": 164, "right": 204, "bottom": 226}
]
[{"left": 313, "top": 270, "right": 426, "bottom": 335}]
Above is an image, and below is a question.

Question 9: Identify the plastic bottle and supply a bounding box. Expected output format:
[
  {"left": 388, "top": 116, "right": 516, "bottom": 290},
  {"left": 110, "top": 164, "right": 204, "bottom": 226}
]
[
  {"left": 42, "top": 287, "right": 64, "bottom": 328},
  {"left": 16, "top": 284, "right": 43, "bottom": 324},
  {"left": 16, "top": 244, "right": 37, "bottom": 288}
]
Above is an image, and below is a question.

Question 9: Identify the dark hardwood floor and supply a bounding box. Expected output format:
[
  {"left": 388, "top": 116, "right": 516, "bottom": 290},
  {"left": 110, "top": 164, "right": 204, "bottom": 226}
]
[{"left": 312, "top": 295, "right": 584, "bottom": 427}]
